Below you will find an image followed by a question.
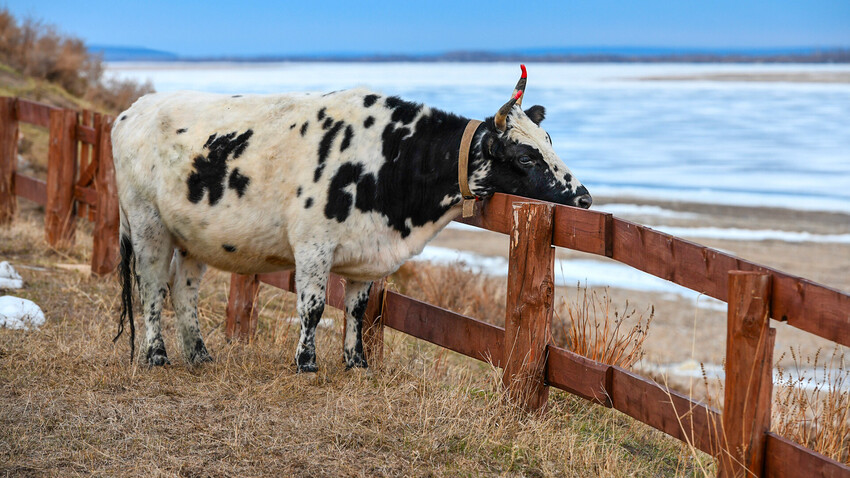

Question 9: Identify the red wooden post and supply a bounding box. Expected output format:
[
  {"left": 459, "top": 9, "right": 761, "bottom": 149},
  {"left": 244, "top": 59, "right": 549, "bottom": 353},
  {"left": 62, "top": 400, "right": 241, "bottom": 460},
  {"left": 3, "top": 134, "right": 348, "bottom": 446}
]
[
  {"left": 719, "top": 271, "right": 775, "bottom": 477},
  {"left": 502, "top": 202, "right": 555, "bottom": 412},
  {"left": 226, "top": 273, "right": 261, "bottom": 342},
  {"left": 362, "top": 278, "right": 386, "bottom": 366},
  {"left": 91, "top": 115, "right": 120, "bottom": 275},
  {"left": 45, "top": 108, "right": 78, "bottom": 247},
  {"left": 0, "top": 97, "right": 18, "bottom": 223}
]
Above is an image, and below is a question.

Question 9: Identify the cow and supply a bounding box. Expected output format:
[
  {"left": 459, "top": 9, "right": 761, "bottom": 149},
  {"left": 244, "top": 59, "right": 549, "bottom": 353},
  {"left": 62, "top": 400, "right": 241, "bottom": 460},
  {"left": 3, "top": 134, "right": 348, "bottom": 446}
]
[{"left": 112, "top": 65, "right": 592, "bottom": 372}]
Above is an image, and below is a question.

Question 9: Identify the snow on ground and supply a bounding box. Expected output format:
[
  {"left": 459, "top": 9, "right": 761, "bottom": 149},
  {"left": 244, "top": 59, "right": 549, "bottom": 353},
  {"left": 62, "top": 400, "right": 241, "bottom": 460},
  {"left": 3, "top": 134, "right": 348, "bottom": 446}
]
[
  {"left": 0, "top": 295, "right": 46, "bottom": 330},
  {"left": 0, "top": 261, "right": 23, "bottom": 289},
  {"left": 596, "top": 203, "right": 700, "bottom": 220},
  {"left": 650, "top": 226, "right": 850, "bottom": 243},
  {"left": 413, "top": 246, "right": 727, "bottom": 311}
]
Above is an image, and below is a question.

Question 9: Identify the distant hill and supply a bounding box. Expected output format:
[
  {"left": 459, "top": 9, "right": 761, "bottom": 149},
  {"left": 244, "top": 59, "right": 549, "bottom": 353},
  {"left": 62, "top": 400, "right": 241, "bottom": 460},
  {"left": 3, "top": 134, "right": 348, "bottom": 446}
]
[
  {"left": 88, "top": 45, "right": 179, "bottom": 62},
  {"left": 90, "top": 45, "right": 850, "bottom": 63}
]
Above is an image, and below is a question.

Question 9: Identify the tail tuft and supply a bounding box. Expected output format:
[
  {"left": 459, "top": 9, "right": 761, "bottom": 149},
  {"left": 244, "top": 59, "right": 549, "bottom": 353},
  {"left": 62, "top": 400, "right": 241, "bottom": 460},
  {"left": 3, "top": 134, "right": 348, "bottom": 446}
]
[{"left": 113, "top": 233, "right": 136, "bottom": 363}]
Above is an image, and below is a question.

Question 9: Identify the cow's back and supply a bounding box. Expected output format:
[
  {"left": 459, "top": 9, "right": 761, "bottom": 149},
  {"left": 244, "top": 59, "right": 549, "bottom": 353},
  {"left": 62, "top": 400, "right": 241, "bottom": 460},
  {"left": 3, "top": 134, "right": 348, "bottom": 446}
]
[{"left": 112, "top": 89, "right": 425, "bottom": 278}]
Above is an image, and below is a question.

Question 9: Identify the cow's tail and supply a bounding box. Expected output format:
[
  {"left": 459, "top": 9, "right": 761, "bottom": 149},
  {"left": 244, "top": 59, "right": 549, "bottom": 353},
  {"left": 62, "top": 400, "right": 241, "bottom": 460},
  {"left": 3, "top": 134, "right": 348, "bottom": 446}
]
[{"left": 113, "top": 217, "right": 136, "bottom": 364}]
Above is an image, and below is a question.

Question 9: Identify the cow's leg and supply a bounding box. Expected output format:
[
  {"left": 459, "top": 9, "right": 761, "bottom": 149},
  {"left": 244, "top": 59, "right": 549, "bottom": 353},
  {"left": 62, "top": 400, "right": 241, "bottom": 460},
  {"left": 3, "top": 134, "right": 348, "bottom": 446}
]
[
  {"left": 169, "top": 249, "right": 212, "bottom": 364},
  {"left": 130, "top": 209, "right": 174, "bottom": 366},
  {"left": 343, "top": 280, "right": 372, "bottom": 369},
  {"left": 293, "top": 247, "right": 332, "bottom": 373}
]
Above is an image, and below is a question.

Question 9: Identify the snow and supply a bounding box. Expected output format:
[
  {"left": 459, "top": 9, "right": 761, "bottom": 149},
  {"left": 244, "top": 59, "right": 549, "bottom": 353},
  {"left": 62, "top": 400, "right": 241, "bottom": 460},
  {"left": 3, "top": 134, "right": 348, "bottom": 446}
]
[
  {"left": 597, "top": 203, "right": 700, "bottom": 219},
  {"left": 651, "top": 226, "right": 850, "bottom": 243},
  {"left": 0, "top": 295, "right": 46, "bottom": 330},
  {"left": 0, "top": 261, "right": 23, "bottom": 289},
  {"left": 413, "top": 246, "right": 727, "bottom": 310}
]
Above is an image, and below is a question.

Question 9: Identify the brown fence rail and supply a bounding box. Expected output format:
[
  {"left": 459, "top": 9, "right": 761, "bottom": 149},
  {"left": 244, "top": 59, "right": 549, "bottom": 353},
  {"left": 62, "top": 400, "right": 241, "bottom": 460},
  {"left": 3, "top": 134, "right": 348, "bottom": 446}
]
[
  {"left": 0, "top": 97, "right": 846, "bottom": 476},
  {"left": 0, "top": 97, "right": 119, "bottom": 274}
]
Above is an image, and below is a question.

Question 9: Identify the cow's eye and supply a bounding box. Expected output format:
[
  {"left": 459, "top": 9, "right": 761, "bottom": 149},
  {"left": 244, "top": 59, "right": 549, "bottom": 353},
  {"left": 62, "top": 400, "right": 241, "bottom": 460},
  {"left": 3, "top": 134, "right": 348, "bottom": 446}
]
[{"left": 517, "top": 155, "right": 534, "bottom": 167}]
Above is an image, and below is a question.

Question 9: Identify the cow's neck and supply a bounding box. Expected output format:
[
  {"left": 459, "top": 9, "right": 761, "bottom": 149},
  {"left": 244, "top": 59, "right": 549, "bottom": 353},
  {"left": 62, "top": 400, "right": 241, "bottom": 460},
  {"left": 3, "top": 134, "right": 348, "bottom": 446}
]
[{"left": 372, "top": 106, "right": 491, "bottom": 243}]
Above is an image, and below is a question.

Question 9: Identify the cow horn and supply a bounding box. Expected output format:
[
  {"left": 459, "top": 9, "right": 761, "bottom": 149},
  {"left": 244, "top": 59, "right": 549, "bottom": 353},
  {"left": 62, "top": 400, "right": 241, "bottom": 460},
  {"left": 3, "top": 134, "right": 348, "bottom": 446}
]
[
  {"left": 494, "top": 90, "right": 523, "bottom": 132},
  {"left": 494, "top": 65, "right": 527, "bottom": 132},
  {"left": 513, "top": 64, "right": 527, "bottom": 107}
]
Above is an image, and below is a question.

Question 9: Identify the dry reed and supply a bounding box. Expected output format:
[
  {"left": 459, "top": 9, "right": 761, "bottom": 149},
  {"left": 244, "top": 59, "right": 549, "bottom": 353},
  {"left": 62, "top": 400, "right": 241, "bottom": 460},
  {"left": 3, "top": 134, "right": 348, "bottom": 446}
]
[{"left": 559, "top": 285, "right": 653, "bottom": 369}]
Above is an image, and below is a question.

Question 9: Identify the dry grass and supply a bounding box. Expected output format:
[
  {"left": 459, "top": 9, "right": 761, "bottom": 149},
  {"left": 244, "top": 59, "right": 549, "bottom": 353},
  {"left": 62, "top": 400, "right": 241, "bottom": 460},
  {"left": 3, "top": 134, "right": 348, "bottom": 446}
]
[
  {"left": 0, "top": 213, "right": 711, "bottom": 476},
  {"left": 772, "top": 347, "right": 850, "bottom": 464},
  {"left": 559, "top": 285, "right": 653, "bottom": 369}
]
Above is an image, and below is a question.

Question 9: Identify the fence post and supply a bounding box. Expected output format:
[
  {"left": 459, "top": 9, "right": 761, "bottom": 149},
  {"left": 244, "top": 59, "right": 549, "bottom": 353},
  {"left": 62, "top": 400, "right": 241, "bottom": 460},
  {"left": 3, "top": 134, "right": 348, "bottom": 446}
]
[
  {"left": 362, "top": 278, "right": 386, "bottom": 366},
  {"left": 503, "top": 201, "right": 555, "bottom": 412},
  {"left": 719, "top": 271, "right": 775, "bottom": 477},
  {"left": 91, "top": 115, "right": 120, "bottom": 275},
  {"left": 45, "top": 108, "right": 78, "bottom": 247},
  {"left": 226, "top": 273, "right": 261, "bottom": 342},
  {"left": 0, "top": 97, "right": 18, "bottom": 224}
]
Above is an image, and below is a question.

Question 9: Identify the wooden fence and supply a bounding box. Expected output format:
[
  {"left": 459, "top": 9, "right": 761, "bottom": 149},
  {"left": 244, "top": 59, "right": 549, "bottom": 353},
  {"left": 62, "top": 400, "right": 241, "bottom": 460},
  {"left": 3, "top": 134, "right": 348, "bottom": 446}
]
[
  {"left": 0, "top": 97, "right": 847, "bottom": 476},
  {"left": 0, "top": 97, "right": 119, "bottom": 274},
  {"left": 228, "top": 194, "right": 850, "bottom": 476}
]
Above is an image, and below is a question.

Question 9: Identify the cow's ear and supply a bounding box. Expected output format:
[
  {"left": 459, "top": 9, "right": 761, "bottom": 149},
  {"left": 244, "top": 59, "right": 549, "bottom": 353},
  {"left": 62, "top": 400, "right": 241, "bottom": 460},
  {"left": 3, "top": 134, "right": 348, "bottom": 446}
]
[{"left": 524, "top": 105, "right": 545, "bottom": 125}]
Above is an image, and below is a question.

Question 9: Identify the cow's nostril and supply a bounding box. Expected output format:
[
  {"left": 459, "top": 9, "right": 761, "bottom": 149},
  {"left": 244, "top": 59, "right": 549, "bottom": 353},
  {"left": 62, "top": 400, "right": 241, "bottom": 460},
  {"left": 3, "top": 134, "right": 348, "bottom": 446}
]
[{"left": 577, "top": 194, "right": 592, "bottom": 209}]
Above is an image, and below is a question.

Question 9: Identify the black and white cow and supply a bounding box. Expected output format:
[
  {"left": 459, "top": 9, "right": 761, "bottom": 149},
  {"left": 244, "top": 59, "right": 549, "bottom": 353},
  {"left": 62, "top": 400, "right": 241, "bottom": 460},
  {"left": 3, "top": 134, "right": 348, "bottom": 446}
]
[{"left": 112, "top": 66, "right": 591, "bottom": 372}]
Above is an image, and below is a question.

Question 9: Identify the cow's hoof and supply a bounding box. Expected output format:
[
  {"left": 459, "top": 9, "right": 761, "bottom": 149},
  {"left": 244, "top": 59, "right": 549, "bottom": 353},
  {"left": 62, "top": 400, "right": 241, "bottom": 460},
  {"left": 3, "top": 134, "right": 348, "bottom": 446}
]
[
  {"left": 344, "top": 351, "right": 368, "bottom": 370},
  {"left": 295, "top": 349, "right": 317, "bottom": 373},
  {"left": 189, "top": 351, "right": 213, "bottom": 365},
  {"left": 145, "top": 342, "right": 170, "bottom": 367},
  {"left": 147, "top": 352, "right": 170, "bottom": 367},
  {"left": 187, "top": 339, "right": 213, "bottom": 365}
]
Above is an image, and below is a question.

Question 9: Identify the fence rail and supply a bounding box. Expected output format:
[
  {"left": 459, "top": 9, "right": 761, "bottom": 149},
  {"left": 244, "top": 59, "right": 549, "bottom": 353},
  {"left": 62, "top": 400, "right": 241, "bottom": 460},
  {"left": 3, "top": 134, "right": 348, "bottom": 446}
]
[{"left": 0, "top": 97, "right": 846, "bottom": 476}]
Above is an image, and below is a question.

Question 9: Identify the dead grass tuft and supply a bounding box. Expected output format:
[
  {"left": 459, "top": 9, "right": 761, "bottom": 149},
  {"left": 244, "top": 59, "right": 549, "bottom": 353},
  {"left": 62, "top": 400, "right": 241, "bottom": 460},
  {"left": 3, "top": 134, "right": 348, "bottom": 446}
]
[
  {"left": 773, "top": 347, "right": 850, "bottom": 464},
  {"left": 559, "top": 285, "right": 653, "bottom": 369}
]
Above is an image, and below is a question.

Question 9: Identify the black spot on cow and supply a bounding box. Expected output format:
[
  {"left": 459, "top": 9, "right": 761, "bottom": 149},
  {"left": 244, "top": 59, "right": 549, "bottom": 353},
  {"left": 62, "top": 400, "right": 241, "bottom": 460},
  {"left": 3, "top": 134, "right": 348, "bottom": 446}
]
[
  {"left": 296, "top": 186, "right": 302, "bottom": 197},
  {"left": 228, "top": 168, "right": 250, "bottom": 197},
  {"left": 120, "top": 115, "right": 128, "bottom": 121},
  {"left": 363, "top": 94, "right": 379, "bottom": 107},
  {"left": 317, "top": 107, "right": 326, "bottom": 120},
  {"left": 300, "top": 122, "right": 309, "bottom": 136},
  {"left": 315, "top": 120, "right": 344, "bottom": 182},
  {"left": 186, "top": 129, "right": 254, "bottom": 205},
  {"left": 364, "top": 116, "right": 375, "bottom": 128},
  {"left": 290, "top": 123, "right": 297, "bottom": 129},
  {"left": 381, "top": 124, "right": 410, "bottom": 162},
  {"left": 325, "top": 163, "right": 363, "bottom": 222},
  {"left": 340, "top": 125, "right": 354, "bottom": 152},
  {"left": 322, "top": 117, "right": 333, "bottom": 130},
  {"left": 222, "top": 244, "right": 237, "bottom": 252},
  {"left": 386, "top": 96, "right": 421, "bottom": 124},
  {"left": 304, "top": 197, "right": 313, "bottom": 208},
  {"left": 324, "top": 106, "right": 477, "bottom": 237},
  {"left": 232, "top": 95, "right": 242, "bottom": 98},
  {"left": 176, "top": 128, "right": 188, "bottom": 134}
]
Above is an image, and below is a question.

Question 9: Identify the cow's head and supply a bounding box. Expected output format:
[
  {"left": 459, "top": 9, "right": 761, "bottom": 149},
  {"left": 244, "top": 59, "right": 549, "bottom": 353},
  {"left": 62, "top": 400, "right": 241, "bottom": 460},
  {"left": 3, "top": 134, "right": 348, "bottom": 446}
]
[{"left": 473, "top": 65, "right": 592, "bottom": 209}]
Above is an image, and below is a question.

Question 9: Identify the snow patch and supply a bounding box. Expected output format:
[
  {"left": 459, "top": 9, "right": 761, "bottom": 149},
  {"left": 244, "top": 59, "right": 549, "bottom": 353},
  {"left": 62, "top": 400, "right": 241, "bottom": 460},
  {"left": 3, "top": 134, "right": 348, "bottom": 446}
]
[
  {"left": 651, "top": 226, "right": 850, "bottom": 244},
  {"left": 0, "top": 296, "right": 46, "bottom": 330},
  {"left": 413, "top": 246, "right": 727, "bottom": 310},
  {"left": 0, "top": 262, "right": 23, "bottom": 289},
  {"left": 598, "top": 203, "right": 700, "bottom": 220}
]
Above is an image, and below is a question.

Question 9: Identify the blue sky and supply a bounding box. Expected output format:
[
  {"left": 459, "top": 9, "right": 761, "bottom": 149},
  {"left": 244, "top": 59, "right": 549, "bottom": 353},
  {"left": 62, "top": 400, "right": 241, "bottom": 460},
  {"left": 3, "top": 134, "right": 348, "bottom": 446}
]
[{"left": 6, "top": 0, "right": 850, "bottom": 56}]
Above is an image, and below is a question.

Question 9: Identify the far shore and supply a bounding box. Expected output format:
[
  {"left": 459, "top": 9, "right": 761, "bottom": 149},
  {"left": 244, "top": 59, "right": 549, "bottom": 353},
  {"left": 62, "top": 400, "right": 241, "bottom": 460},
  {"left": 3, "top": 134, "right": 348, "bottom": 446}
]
[{"left": 638, "top": 71, "right": 850, "bottom": 83}]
